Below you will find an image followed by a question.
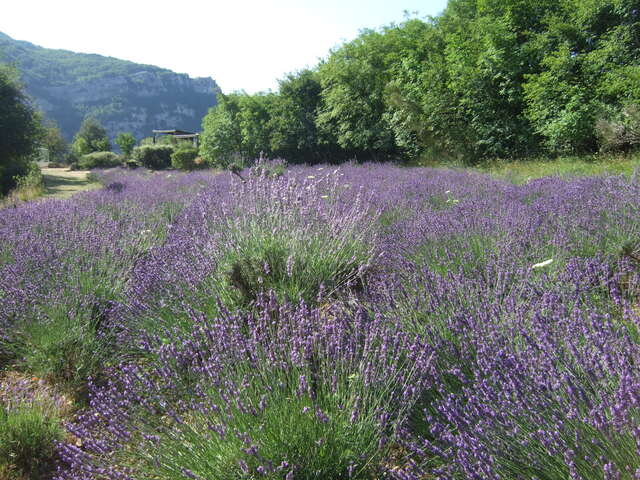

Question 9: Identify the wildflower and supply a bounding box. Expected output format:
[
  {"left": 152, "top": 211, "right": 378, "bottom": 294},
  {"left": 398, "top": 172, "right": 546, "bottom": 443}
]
[{"left": 531, "top": 258, "right": 554, "bottom": 269}]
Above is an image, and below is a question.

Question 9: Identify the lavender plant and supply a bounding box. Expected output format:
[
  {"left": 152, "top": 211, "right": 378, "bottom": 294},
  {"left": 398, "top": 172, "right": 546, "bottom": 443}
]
[
  {"left": 211, "top": 171, "right": 379, "bottom": 307},
  {"left": 58, "top": 297, "right": 434, "bottom": 479},
  {"left": 1, "top": 162, "right": 639, "bottom": 479},
  {"left": 0, "top": 373, "right": 67, "bottom": 479}
]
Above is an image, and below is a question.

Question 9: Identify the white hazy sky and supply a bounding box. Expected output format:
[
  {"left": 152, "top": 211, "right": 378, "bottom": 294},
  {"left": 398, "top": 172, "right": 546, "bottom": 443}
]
[{"left": 2, "top": 0, "right": 448, "bottom": 94}]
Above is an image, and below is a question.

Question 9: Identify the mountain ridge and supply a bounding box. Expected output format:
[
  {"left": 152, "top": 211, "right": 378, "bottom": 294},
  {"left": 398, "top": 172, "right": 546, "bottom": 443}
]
[{"left": 0, "top": 32, "right": 220, "bottom": 143}]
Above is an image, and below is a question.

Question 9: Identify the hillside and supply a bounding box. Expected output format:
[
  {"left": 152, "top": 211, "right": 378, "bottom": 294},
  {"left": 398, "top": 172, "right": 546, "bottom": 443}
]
[{"left": 0, "top": 32, "right": 221, "bottom": 142}]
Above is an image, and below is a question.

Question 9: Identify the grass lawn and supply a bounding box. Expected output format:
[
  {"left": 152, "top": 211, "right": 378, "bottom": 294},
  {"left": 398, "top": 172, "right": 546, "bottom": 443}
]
[
  {"left": 477, "top": 152, "right": 640, "bottom": 183},
  {"left": 41, "top": 168, "right": 100, "bottom": 199}
]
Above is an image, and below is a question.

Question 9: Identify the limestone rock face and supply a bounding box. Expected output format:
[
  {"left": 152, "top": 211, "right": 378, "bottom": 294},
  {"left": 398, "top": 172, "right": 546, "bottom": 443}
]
[{"left": 0, "top": 31, "right": 221, "bottom": 142}]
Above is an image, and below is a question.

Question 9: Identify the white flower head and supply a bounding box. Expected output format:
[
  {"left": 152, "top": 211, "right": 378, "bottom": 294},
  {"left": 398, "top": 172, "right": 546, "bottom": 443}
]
[{"left": 532, "top": 258, "right": 554, "bottom": 269}]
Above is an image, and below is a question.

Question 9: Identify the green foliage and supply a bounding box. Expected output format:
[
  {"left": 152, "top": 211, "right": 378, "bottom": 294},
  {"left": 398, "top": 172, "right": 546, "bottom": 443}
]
[
  {"left": 200, "top": 92, "right": 277, "bottom": 168},
  {"left": 78, "top": 151, "right": 122, "bottom": 169},
  {"left": 213, "top": 178, "right": 376, "bottom": 309},
  {"left": 0, "top": 403, "right": 63, "bottom": 478},
  {"left": 132, "top": 144, "right": 174, "bottom": 170},
  {"left": 199, "top": 1, "right": 640, "bottom": 164},
  {"left": 317, "top": 22, "right": 428, "bottom": 159},
  {"left": 268, "top": 70, "right": 325, "bottom": 163},
  {"left": 200, "top": 74, "right": 343, "bottom": 167},
  {"left": 115, "top": 132, "right": 136, "bottom": 157},
  {"left": 523, "top": 46, "right": 599, "bottom": 154},
  {"left": 42, "top": 121, "right": 68, "bottom": 164},
  {"left": 71, "top": 117, "right": 111, "bottom": 156},
  {"left": 14, "top": 161, "right": 43, "bottom": 189},
  {"left": 200, "top": 94, "right": 246, "bottom": 168},
  {"left": 0, "top": 63, "right": 43, "bottom": 195},
  {"left": 170, "top": 145, "right": 200, "bottom": 170},
  {"left": 596, "top": 104, "right": 640, "bottom": 152}
]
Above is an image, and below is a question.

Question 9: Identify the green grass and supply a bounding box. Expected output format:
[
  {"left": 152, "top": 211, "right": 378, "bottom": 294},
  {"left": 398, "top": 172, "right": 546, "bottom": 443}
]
[
  {"left": 476, "top": 152, "right": 640, "bottom": 183},
  {"left": 0, "top": 403, "right": 63, "bottom": 479},
  {"left": 41, "top": 167, "right": 100, "bottom": 198}
]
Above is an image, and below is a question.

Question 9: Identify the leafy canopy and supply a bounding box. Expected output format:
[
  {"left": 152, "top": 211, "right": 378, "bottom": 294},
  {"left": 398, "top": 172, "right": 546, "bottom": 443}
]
[
  {"left": 72, "top": 117, "right": 111, "bottom": 156},
  {"left": 115, "top": 132, "right": 136, "bottom": 157},
  {"left": 0, "top": 63, "right": 42, "bottom": 194}
]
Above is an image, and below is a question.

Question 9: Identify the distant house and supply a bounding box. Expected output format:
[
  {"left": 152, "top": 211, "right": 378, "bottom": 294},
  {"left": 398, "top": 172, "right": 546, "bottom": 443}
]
[{"left": 152, "top": 129, "right": 199, "bottom": 147}]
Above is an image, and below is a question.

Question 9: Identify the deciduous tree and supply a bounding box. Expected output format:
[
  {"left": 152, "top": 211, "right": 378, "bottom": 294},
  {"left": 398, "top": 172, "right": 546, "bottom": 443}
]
[
  {"left": 0, "top": 63, "right": 42, "bottom": 194},
  {"left": 115, "top": 132, "right": 136, "bottom": 157}
]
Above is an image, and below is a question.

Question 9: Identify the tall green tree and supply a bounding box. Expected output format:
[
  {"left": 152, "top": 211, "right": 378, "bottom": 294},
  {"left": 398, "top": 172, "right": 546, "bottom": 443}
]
[
  {"left": 71, "top": 117, "right": 111, "bottom": 156},
  {"left": 199, "top": 0, "right": 640, "bottom": 164},
  {"left": 42, "top": 120, "right": 68, "bottom": 163},
  {"left": 237, "top": 92, "right": 277, "bottom": 160},
  {"left": 268, "top": 70, "right": 323, "bottom": 163},
  {"left": 0, "top": 63, "right": 42, "bottom": 194},
  {"left": 520, "top": 0, "right": 640, "bottom": 153},
  {"left": 384, "top": 17, "right": 465, "bottom": 162},
  {"left": 200, "top": 94, "right": 244, "bottom": 168},
  {"left": 316, "top": 22, "right": 428, "bottom": 159},
  {"left": 115, "top": 132, "right": 136, "bottom": 157}
]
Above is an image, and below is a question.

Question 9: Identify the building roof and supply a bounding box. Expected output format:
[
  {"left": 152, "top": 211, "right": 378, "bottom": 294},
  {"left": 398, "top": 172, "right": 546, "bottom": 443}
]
[{"left": 152, "top": 129, "right": 196, "bottom": 136}]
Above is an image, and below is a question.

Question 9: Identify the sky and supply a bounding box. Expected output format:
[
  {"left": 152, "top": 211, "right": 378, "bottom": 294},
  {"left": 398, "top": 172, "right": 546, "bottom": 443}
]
[{"left": 2, "top": 0, "right": 448, "bottom": 94}]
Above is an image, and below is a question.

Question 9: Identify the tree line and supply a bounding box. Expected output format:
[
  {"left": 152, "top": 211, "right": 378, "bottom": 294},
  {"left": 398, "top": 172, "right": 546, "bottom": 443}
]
[
  {"left": 201, "top": 0, "right": 640, "bottom": 166},
  {"left": 3, "top": 0, "right": 640, "bottom": 193}
]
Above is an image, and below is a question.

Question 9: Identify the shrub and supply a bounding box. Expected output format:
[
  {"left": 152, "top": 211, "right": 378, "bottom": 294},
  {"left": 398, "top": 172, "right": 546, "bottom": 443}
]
[
  {"left": 170, "top": 146, "right": 200, "bottom": 170},
  {"left": 213, "top": 171, "right": 378, "bottom": 308},
  {"left": 58, "top": 300, "right": 434, "bottom": 479},
  {"left": 0, "top": 161, "right": 43, "bottom": 207},
  {"left": 596, "top": 104, "right": 640, "bottom": 152},
  {"left": 78, "top": 151, "right": 122, "bottom": 170},
  {"left": 13, "top": 161, "right": 43, "bottom": 190},
  {"left": 132, "top": 145, "right": 174, "bottom": 170},
  {"left": 6, "top": 299, "right": 115, "bottom": 399},
  {"left": 0, "top": 403, "right": 63, "bottom": 478},
  {"left": 0, "top": 157, "right": 31, "bottom": 196}
]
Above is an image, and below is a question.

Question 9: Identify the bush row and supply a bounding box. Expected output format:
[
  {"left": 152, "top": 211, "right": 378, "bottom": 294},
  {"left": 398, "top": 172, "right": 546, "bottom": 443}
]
[{"left": 67, "top": 145, "right": 207, "bottom": 171}]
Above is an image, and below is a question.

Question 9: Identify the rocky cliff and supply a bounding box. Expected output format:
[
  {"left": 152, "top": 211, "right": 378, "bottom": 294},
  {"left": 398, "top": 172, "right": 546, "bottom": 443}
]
[{"left": 0, "top": 32, "right": 221, "bottom": 142}]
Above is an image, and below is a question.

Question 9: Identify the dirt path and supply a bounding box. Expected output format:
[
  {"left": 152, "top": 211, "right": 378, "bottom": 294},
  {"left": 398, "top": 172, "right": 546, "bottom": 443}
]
[{"left": 41, "top": 167, "right": 101, "bottom": 198}]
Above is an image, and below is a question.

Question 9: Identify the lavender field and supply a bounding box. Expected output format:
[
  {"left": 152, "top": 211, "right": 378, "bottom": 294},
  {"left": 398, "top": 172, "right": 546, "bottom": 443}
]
[{"left": 1, "top": 162, "right": 640, "bottom": 479}]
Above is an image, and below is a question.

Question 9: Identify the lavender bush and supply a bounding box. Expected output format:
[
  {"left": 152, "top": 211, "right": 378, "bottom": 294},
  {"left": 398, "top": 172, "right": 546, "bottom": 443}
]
[
  {"left": 0, "top": 372, "right": 67, "bottom": 478},
  {"left": 58, "top": 297, "right": 434, "bottom": 479},
  {"left": 0, "top": 162, "right": 639, "bottom": 478}
]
